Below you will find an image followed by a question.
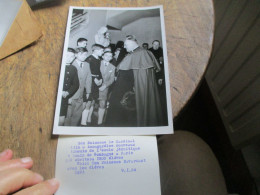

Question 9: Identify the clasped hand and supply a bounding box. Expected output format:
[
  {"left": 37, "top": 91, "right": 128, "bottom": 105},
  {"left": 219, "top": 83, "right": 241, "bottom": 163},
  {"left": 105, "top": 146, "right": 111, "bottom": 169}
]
[{"left": 94, "top": 78, "right": 102, "bottom": 86}]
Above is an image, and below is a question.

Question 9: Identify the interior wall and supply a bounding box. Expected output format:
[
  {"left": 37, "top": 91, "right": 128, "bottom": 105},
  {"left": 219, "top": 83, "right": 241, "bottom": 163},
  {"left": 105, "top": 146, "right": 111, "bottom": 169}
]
[
  {"left": 67, "top": 11, "right": 162, "bottom": 51},
  {"left": 68, "top": 10, "right": 107, "bottom": 52},
  {"left": 110, "top": 17, "right": 162, "bottom": 48}
]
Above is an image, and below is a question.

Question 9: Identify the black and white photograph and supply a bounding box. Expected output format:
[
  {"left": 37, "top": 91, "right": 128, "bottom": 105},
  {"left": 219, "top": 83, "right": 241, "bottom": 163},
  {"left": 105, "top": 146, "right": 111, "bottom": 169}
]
[{"left": 53, "top": 6, "right": 173, "bottom": 135}]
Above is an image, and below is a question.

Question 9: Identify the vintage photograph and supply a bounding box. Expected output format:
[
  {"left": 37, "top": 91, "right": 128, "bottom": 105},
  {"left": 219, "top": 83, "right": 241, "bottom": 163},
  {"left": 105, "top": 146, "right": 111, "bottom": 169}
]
[{"left": 53, "top": 6, "right": 173, "bottom": 135}]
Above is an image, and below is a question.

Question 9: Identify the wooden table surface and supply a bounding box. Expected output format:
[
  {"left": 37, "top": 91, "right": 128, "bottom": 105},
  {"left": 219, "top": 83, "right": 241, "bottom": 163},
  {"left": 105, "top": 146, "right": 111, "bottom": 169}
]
[{"left": 0, "top": 0, "right": 214, "bottom": 179}]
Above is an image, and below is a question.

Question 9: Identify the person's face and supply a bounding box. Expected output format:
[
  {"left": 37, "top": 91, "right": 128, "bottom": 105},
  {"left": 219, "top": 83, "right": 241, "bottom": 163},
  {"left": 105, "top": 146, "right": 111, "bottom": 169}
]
[
  {"left": 104, "top": 47, "right": 112, "bottom": 53},
  {"left": 78, "top": 41, "right": 87, "bottom": 48},
  {"left": 143, "top": 44, "right": 148, "bottom": 50},
  {"left": 76, "top": 52, "right": 88, "bottom": 62},
  {"left": 66, "top": 51, "right": 75, "bottom": 64},
  {"left": 124, "top": 40, "right": 134, "bottom": 52},
  {"left": 96, "top": 49, "right": 104, "bottom": 57},
  {"left": 102, "top": 53, "right": 113, "bottom": 62},
  {"left": 152, "top": 41, "right": 160, "bottom": 50}
]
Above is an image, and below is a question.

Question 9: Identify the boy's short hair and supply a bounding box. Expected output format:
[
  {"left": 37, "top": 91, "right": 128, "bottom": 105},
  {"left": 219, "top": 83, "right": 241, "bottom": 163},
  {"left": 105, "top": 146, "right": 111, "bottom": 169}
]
[
  {"left": 77, "top": 38, "right": 88, "bottom": 45},
  {"left": 152, "top": 40, "right": 160, "bottom": 45},
  {"left": 125, "top": 35, "right": 138, "bottom": 43},
  {"left": 67, "top": 47, "right": 76, "bottom": 53},
  {"left": 91, "top": 44, "right": 104, "bottom": 52},
  {"left": 103, "top": 51, "right": 112, "bottom": 55},
  {"left": 75, "top": 47, "right": 88, "bottom": 54}
]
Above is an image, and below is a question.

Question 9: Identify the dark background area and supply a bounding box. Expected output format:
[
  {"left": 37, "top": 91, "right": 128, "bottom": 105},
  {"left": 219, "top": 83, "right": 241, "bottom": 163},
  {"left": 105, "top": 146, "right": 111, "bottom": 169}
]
[
  {"left": 174, "top": 79, "right": 257, "bottom": 195},
  {"left": 174, "top": 0, "right": 260, "bottom": 194}
]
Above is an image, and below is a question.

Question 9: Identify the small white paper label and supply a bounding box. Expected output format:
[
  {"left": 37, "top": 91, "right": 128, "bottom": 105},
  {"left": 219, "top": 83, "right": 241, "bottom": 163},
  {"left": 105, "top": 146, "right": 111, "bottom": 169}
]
[{"left": 55, "top": 135, "right": 161, "bottom": 195}]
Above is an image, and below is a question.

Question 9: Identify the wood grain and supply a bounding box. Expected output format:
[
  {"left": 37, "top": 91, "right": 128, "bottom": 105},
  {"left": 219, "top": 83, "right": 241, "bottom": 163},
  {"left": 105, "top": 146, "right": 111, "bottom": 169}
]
[{"left": 0, "top": 0, "right": 214, "bottom": 179}]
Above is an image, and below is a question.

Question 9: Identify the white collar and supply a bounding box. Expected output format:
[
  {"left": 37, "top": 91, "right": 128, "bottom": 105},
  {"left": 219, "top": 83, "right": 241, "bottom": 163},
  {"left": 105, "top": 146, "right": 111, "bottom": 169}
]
[
  {"left": 129, "top": 45, "right": 139, "bottom": 53},
  {"left": 75, "top": 59, "right": 83, "bottom": 67},
  {"left": 92, "top": 54, "right": 99, "bottom": 59}
]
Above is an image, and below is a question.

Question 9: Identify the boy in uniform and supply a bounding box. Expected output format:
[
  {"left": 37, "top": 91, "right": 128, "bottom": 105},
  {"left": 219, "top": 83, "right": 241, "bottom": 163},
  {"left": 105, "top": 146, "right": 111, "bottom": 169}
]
[
  {"left": 98, "top": 51, "right": 115, "bottom": 125},
  {"left": 59, "top": 48, "right": 79, "bottom": 126},
  {"left": 66, "top": 47, "right": 92, "bottom": 126},
  {"left": 81, "top": 44, "right": 104, "bottom": 125}
]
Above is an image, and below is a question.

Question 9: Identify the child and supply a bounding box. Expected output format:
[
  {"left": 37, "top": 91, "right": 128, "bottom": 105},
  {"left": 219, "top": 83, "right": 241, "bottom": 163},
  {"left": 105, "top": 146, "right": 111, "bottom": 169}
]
[
  {"left": 81, "top": 44, "right": 104, "bottom": 125},
  {"left": 59, "top": 48, "right": 79, "bottom": 126},
  {"left": 77, "top": 38, "right": 88, "bottom": 49},
  {"left": 66, "top": 47, "right": 92, "bottom": 126},
  {"left": 98, "top": 51, "right": 115, "bottom": 125}
]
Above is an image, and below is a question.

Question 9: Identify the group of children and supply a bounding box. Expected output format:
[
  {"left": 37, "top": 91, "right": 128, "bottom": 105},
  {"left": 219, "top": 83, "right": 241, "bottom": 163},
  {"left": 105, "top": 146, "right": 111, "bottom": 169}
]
[{"left": 59, "top": 37, "right": 116, "bottom": 127}]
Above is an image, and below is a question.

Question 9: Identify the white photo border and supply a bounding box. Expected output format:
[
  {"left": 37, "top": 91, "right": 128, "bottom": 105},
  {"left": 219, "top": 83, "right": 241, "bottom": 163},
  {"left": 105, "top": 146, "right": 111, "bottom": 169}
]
[{"left": 53, "top": 5, "right": 173, "bottom": 135}]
